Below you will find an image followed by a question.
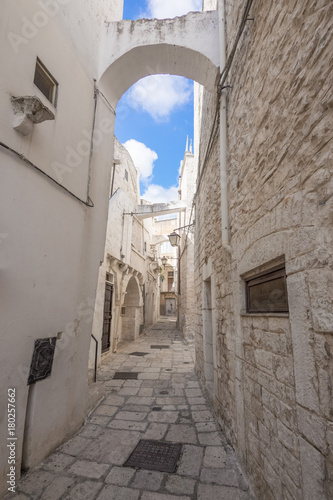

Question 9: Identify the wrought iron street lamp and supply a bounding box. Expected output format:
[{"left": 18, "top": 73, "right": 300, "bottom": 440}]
[
  {"left": 161, "top": 256, "right": 168, "bottom": 269},
  {"left": 168, "top": 231, "right": 181, "bottom": 247}
]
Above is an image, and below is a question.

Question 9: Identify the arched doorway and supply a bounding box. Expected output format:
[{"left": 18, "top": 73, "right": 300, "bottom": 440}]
[{"left": 120, "top": 276, "right": 142, "bottom": 342}]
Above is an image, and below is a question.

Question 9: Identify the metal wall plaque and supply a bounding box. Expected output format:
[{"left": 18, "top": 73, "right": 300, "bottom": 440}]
[{"left": 27, "top": 337, "right": 57, "bottom": 385}]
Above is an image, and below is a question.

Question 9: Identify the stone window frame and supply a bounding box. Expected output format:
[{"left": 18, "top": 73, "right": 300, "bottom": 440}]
[{"left": 245, "top": 263, "right": 289, "bottom": 314}]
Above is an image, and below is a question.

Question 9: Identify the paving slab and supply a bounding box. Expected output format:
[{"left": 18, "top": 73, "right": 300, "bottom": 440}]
[
  {"left": 68, "top": 460, "right": 110, "bottom": 479},
  {"left": 11, "top": 319, "right": 256, "bottom": 500},
  {"left": 40, "top": 476, "right": 76, "bottom": 500},
  {"left": 131, "top": 469, "right": 164, "bottom": 490},
  {"left": 63, "top": 480, "right": 103, "bottom": 500},
  {"left": 96, "top": 484, "right": 140, "bottom": 500},
  {"left": 105, "top": 466, "right": 135, "bottom": 486}
]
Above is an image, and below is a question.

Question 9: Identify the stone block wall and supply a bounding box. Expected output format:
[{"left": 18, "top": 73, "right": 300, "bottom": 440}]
[{"left": 194, "top": 1, "right": 333, "bottom": 499}]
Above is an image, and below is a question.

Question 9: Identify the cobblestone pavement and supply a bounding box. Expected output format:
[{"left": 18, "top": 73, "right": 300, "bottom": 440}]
[{"left": 7, "top": 318, "right": 256, "bottom": 500}]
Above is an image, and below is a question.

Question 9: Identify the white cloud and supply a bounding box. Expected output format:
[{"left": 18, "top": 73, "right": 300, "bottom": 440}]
[
  {"left": 126, "top": 75, "right": 193, "bottom": 122},
  {"left": 144, "top": 0, "right": 202, "bottom": 19},
  {"left": 141, "top": 184, "right": 178, "bottom": 204},
  {"left": 122, "top": 139, "right": 158, "bottom": 181}
]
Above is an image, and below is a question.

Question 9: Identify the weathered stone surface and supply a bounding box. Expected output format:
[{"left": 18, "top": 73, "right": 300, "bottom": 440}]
[
  {"left": 299, "top": 438, "right": 326, "bottom": 500},
  {"left": 63, "top": 481, "right": 103, "bottom": 500},
  {"left": 200, "top": 467, "right": 239, "bottom": 487},
  {"left": 58, "top": 436, "right": 90, "bottom": 457},
  {"left": 203, "top": 447, "right": 227, "bottom": 469},
  {"left": 165, "top": 475, "right": 196, "bottom": 495},
  {"left": 39, "top": 477, "right": 75, "bottom": 500},
  {"left": 80, "top": 429, "right": 141, "bottom": 465},
  {"left": 141, "top": 493, "right": 191, "bottom": 500},
  {"left": 197, "top": 484, "right": 241, "bottom": 500},
  {"left": 68, "top": 460, "right": 109, "bottom": 479},
  {"left": 165, "top": 424, "right": 197, "bottom": 444},
  {"left": 105, "top": 466, "right": 135, "bottom": 486},
  {"left": 178, "top": 445, "right": 204, "bottom": 477},
  {"left": 131, "top": 470, "right": 164, "bottom": 491},
  {"left": 96, "top": 485, "right": 140, "bottom": 500},
  {"left": 17, "top": 471, "right": 55, "bottom": 495}
]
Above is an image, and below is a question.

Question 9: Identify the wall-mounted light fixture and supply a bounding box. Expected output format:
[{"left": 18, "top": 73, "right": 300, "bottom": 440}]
[
  {"left": 161, "top": 256, "right": 168, "bottom": 269},
  {"left": 168, "top": 222, "right": 194, "bottom": 247},
  {"left": 168, "top": 232, "right": 180, "bottom": 247}
]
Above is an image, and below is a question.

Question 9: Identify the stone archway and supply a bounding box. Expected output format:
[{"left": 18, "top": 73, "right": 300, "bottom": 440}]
[
  {"left": 98, "top": 11, "right": 220, "bottom": 108},
  {"left": 121, "top": 276, "right": 142, "bottom": 342}
]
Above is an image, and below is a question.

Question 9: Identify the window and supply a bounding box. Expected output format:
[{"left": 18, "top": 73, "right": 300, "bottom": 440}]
[
  {"left": 124, "top": 169, "right": 128, "bottom": 181},
  {"left": 34, "top": 58, "right": 58, "bottom": 106},
  {"left": 121, "top": 307, "right": 126, "bottom": 315},
  {"left": 168, "top": 272, "right": 174, "bottom": 277},
  {"left": 245, "top": 264, "right": 288, "bottom": 313},
  {"left": 106, "top": 273, "right": 113, "bottom": 284}
]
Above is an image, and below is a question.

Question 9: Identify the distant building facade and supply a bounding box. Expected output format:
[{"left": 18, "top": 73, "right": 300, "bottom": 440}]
[{"left": 90, "top": 139, "right": 160, "bottom": 369}]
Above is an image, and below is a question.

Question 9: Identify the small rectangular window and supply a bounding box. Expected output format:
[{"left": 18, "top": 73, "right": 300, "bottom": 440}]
[
  {"left": 125, "top": 169, "right": 128, "bottom": 181},
  {"left": 34, "top": 58, "right": 58, "bottom": 106},
  {"left": 168, "top": 272, "right": 174, "bottom": 277},
  {"left": 121, "top": 307, "right": 126, "bottom": 315},
  {"left": 245, "top": 264, "right": 288, "bottom": 313},
  {"left": 106, "top": 273, "right": 113, "bottom": 284}
]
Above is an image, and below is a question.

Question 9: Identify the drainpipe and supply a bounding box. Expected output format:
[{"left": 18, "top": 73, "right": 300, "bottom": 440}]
[{"left": 219, "top": 0, "right": 229, "bottom": 245}]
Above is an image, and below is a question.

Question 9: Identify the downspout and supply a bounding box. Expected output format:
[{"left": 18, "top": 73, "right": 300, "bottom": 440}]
[{"left": 218, "top": 0, "right": 229, "bottom": 245}]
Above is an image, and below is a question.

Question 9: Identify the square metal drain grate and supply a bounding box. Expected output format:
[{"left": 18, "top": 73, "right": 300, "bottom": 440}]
[
  {"left": 129, "top": 352, "right": 148, "bottom": 357},
  {"left": 113, "top": 372, "right": 139, "bottom": 380},
  {"left": 151, "top": 345, "right": 170, "bottom": 349},
  {"left": 124, "top": 439, "right": 182, "bottom": 473}
]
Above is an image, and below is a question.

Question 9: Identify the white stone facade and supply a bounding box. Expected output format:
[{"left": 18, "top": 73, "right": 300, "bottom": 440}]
[
  {"left": 90, "top": 139, "right": 160, "bottom": 367},
  {"left": 0, "top": 0, "right": 123, "bottom": 494},
  {"left": 194, "top": 1, "right": 333, "bottom": 499},
  {"left": 178, "top": 146, "right": 197, "bottom": 342},
  {"left": 1, "top": 0, "right": 332, "bottom": 498}
]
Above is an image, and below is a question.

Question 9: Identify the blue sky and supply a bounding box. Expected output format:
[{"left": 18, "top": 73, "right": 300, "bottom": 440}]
[{"left": 114, "top": 0, "right": 203, "bottom": 203}]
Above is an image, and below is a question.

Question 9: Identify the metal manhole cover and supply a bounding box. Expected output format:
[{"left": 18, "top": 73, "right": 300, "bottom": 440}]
[
  {"left": 151, "top": 345, "right": 170, "bottom": 349},
  {"left": 123, "top": 439, "right": 182, "bottom": 473},
  {"left": 129, "top": 352, "right": 148, "bottom": 357},
  {"left": 113, "top": 372, "right": 139, "bottom": 380}
]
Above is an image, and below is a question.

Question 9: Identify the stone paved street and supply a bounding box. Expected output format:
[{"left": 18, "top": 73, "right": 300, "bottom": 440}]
[{"left": 8, "top": 319, "right": 256, "bottom": 500}]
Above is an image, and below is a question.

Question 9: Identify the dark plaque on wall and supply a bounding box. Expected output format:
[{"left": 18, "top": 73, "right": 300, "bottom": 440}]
[{"left": 27, "top": 338, "right": 57, "bottom": 385}]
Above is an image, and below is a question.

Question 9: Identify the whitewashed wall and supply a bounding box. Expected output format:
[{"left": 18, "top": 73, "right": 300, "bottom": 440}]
[{"left": 0, "top": 0, "right": 123, "bottom": 495}]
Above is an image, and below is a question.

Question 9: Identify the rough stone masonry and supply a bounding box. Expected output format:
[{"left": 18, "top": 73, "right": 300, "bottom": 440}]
[{"left": 194, "top": 1, "right": 333, "bottom": 499}]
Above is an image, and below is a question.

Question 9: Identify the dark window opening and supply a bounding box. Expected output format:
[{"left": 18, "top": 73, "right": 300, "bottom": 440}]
[
  {"left": 125, "top": 169, "right": 128, "bottom": 181},
  {"left": 121, "top": 307, "right": 126, "bottom": 315},
  {"left": 34, "top": 58, "right": 58, "bottom": 106},
  {"left": 102, "top": 283, "right": 113, "bottom": 353},
  {"left": 245, "top": 264, "right": 289, "bottom": 313}
]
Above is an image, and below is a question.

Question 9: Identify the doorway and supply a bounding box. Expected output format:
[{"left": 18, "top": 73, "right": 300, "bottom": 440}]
[
  {"left": 165, "top": 298, "right": 176, "bottom": 316},
  {"left": 102, "top": 282, "right": 113, "bottom": 353}
]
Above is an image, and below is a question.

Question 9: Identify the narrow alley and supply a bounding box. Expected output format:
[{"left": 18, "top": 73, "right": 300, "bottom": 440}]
[{"left": 7, "top": 319, "right": 256, "bottom": 500}]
